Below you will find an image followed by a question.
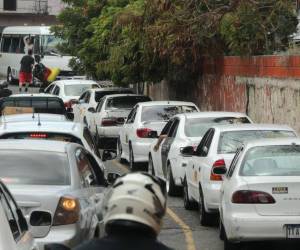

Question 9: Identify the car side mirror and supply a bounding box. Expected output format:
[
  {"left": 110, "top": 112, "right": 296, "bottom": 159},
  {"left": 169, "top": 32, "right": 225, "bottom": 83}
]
[
  {"left": 102, "top": 150, "right": 117, "bottom": 162},
  {"left": 212, "top": 166, "right": 227, "bottom": 175},
  {"left": 29, "top": 210, "right": 52, "bottom": 238},
  {"left": 107, "top": 172, "right": 121, "bottom": 185},
  {"left": 180, "top": 146, "right": 194, "bottom": 157},
  {"left": 148, "top": 130, "right": 158, "bottom": 138},
  {"left": 88, "top": 107, "right": 96, "bottom": 113}
]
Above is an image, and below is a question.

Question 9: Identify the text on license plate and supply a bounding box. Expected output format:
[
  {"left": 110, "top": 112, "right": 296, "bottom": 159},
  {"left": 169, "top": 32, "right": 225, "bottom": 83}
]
[{"left": 286, "top": 225, "right": 300, "bottom": 239}]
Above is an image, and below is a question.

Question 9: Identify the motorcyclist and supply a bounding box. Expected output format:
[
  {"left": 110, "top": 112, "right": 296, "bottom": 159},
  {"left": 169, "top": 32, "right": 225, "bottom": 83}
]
[{"left": 74, "top": 172, "right": 172, "bottom": 250}]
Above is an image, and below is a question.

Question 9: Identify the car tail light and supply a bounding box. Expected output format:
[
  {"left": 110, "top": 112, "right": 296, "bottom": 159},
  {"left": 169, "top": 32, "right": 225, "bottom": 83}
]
[
  {"left": 30, "top": 133, "right": 48, "bottom": 138},
  {"left": 136, "top": 128, "right": 152, "bottom": 138},
  {"left": 232, "top": 190, "right": 276, "bottom": 204},
  {"left": 53, "top": 196, "right": 80, "bottom": 226},
  {"left": 102, "top": 118, "right": 117, "bottom": 126},
  {"left": 210, "top": 159, "right": 225, "bottom": 181}
]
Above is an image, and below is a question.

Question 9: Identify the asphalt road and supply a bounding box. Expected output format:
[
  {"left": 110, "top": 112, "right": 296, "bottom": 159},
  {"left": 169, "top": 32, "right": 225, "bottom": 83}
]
[{"left": 8, "top": 84, "right": 300, "bottom": 250}]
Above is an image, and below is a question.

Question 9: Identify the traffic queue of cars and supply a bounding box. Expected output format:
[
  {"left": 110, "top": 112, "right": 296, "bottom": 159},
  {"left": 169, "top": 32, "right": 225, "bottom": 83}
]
[{"left": 1, "top": 78, "right": 300, "bottom": 250}]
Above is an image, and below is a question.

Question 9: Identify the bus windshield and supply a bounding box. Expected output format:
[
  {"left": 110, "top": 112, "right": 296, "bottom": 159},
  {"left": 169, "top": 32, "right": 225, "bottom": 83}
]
[{"left": 41, "top": 35, "right": 65, "bottom": 56}]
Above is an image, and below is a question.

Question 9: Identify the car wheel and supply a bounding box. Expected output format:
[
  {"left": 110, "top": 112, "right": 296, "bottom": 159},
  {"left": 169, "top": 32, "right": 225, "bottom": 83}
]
[
  {"left": 117, "top": 138, "right": 126, "bottom": 164},
  {"left": 166, "top": 163, "right": 181, "bottom": 196},
  {"left": 129, "top": 144, "right": 136, "bottom": 172},
  {"left": 183, "top": 177, "right": 197, "bottom": 210},
  {"left": 148, "top": 154, "right": 155, "bottom": 175},
  {"left": 199, "top": 186, "right": 215, "bottom": 226},
  {"left": 7, "top": 67, "right": 14, "bottom": 85}
]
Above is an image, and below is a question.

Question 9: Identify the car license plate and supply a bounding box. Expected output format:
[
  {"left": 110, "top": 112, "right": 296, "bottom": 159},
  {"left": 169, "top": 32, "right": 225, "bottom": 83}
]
[{"left": 286, "top": 225, "right": 300, "bottom": 239}]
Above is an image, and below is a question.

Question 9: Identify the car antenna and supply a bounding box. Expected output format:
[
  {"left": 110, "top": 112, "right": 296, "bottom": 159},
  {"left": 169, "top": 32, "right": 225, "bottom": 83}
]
[{"left": 37, "top": 113, "right": 41, "bottom": 126}]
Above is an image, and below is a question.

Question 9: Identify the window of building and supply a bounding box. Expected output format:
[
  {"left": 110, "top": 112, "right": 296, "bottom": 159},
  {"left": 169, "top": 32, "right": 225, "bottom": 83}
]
[{"left": 4, "top": 0, "right": 17, "bottom": 11}]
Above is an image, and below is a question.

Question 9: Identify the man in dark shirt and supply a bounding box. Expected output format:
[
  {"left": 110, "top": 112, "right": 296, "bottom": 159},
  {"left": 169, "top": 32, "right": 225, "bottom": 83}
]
[{"left": 19, "top": 49, "right": 34, "bottom": 92}]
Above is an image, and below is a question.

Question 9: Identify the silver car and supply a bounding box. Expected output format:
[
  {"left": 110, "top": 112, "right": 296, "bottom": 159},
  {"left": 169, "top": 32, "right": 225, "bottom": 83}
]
[
  {"left": 0, "top": 179, "right": 52, "bottom": 250},
  {"left": 0, "top": 140, "right": 108, "bottom": 249}
]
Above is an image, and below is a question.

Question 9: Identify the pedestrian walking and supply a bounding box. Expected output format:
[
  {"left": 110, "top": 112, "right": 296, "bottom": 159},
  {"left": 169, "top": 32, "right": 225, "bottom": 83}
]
[
  {"left": 19, "top": 49, "right": 34, "bottom": 92},
  {"left": 74, "top": 172, "right": 172, "bottom": 250}
]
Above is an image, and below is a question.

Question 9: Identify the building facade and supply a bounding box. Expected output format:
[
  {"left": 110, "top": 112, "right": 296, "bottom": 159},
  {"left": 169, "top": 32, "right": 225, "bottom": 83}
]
[{"left": 0, "top": 0, "right": 64, "bottom": 31}]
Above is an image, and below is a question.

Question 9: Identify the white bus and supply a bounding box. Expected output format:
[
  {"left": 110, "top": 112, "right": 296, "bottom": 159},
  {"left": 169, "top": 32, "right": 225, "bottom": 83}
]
[{"left": 0, "top": 26, "right": 74, "bottom": 84}]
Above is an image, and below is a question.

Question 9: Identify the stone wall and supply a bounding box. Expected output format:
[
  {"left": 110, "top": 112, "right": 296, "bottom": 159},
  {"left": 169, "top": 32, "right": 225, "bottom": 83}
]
[{"left": 146, "top": 56, "right": 300, "bottom": 133}]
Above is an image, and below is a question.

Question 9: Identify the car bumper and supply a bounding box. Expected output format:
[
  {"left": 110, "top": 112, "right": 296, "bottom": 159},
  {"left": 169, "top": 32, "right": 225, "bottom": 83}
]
[
  {"left": 132, "top": 140, "right": 152, "bottom": 163},
  {"left": 225, "top": 213, "right": 300, "bottom": 242},
  {"left": 203, "top": 182, "right": 222, "bottom": 212},
  {"left": 35, "top": 223, "right": 83, "bottom": 249},
  {"left": 97, "top": 125, "right": 122, "bottom": 138}
]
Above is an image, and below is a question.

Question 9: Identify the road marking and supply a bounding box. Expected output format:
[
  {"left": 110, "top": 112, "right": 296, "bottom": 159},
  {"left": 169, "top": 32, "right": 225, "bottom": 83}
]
[
  {"left": 111, "top": 160, "right": 197, "bottom": 250},
  {"left": 167, "top": 207, "right": 197, "bottom": 250},
  {"left": 112, "top": 159, "right": 130, "bottom": 173}
]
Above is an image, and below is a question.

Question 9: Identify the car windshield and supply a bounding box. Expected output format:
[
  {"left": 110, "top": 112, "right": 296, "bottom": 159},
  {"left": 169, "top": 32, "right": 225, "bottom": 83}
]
[
  {"left": 106, "top": 96, "right": 151, "bottom": 110},
  {"left": 0, "top": 132, "right": 83, "bottom": 145},
  {"left": 141, "top": 105, "right": 197, "bottom": 122},
  {"left": 95, "top": 90, "right": 133, "bottom": 102},
  {"left": 240, "top": 145, "right": 300, "bottom": 176},
  {"left": 185, "top": 116, "right": 251, "bottom": 137},
  {"left": 41, "top": 35, "right": 66, "bottom": 56},
  {"left": 0, "top": 98, "right": 65, "bottom": 115},
  {"left": 64, "top": 84, "right": 99, "bottom": 96},
  {"left": 0, "top": 150, "right": 70, "bottom": 185},
  {"left": 218, "top": 130, "right": 296, "bottom": 154}
]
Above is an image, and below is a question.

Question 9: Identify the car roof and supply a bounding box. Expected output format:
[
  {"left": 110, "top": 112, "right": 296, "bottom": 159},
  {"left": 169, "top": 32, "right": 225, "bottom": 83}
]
[
  {"left": 212, "top": 123, "right": 294, "bottom": 132},
  {"left": 54, "top": 80, "right": 100, "bottom": 86},
  {"left": 2, "top": 114, "right": 67, "bottom": 123},
  {"left": 9, "top": 94, "right": 58, "bottom": 98},
  {"left": 103, "top": 93, "right": 149, "bottom": 98},
  {"left": 138, "top": 101, "right": 197, "bottom": 107},
  {"left": 244, "top": 138, "right": 300, "bottom": 149},
  {"left": 0, "top": 139, "right": 70, "bottom": 153},
  {"left": 174, "top": 111, "right": 249, "bottom": 119},
  {"left": 0, "top": 121, "right": 83, "bottom": 135}
]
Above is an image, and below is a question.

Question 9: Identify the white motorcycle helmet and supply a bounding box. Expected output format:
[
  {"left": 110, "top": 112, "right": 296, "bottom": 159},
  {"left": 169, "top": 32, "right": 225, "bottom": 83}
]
[{"left": 102, "top": 172, "right": 167, "bottom": 236}]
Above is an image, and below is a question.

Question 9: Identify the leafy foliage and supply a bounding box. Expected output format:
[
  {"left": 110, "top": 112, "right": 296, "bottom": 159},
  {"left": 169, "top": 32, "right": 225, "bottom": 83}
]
[{"left": 53, "top": 0, "right": 298, "bottom": 85}]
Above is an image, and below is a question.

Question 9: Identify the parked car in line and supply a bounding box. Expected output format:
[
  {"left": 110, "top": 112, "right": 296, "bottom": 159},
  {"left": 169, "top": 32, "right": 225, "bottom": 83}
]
[
  {"left": 0, "top": 179, "right": 52, "bottom": 250},
  {"left": 182, "top": 124, "right": 297, "bottom": 226},
  {"left": 119, "top": 101, "right": 200, "bottom": 170},
  {"left": 148, "top": 112, "right": 252, "bottom": 196},
  {"left": 0, "top": 120, "right": 101, "bottom": 159},
  {"left": 218, "top": 138, "right": 300, "bottom": 250},
  {"left": 0, "top": 140, "right": 110, "bottom": 249},
  {"left": 73, "top": 88, "right": 134, "bottom": 124},
  {"left": 0, "top": 94, "right": 73, "bottom": 120},
  {"left": 87, "top": 94, "right": 151, "bottom": 150},
  {"left": 43, "top": 80, "right": 100, "bottom": 112}
]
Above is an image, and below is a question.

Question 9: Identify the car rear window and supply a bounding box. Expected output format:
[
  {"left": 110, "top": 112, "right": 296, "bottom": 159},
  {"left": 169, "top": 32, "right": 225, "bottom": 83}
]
[
  {"left": 218, "top": 130, "right": 296, "bottom": 154},
  {"left": 0, "top": 150, "right": 70, "bottom": 185},
  {"left": 185, "top": 117, "right": 251, "bottom": 137},
  {"left": 105, "top": 96, "right": 151, "bottom": 110},
  {"left": 64, "top": 84, "right": 99, "bottom": 96},
  {"left": 95, "top": 90, "right": 133, "bottom": 102},
  {"left": 0, "top": 98, "right": 65, "bottom": 115},
  {"left": 240, "top": 145, "right": 300, "bottom": 176},
  {"left": 0, "top": 132, "right": 83, "bottom": 145},
  {"left": 141, "top": 105, "right": 198, "bottom": 122}
]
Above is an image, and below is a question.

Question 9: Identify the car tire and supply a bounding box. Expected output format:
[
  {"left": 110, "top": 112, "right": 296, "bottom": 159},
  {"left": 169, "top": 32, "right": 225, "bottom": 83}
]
[
  {"left": 117, "top": 138, "right": 126, "bottom": 164},
  {"left": 166, "top": 163, "right": 181, "bottom": 196},
  {"left": 199, "top": 186, "right": 215, "bottom": 226},
  {"left": 129, "top": 144, "right": 137, "bottom": 172},
  {"left": 183, "top": 177, "right": 197, "bottom": 210},
  {"left": 148, "top": 154, "right": 155, "bottom": 175}
]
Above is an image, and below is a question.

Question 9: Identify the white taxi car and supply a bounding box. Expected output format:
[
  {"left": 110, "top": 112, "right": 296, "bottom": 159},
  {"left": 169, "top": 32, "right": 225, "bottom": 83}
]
[
  {"left": 182, "top": 124, "right": 296, "bottom": 226},
  {"left": 44, "top": 80, "right": 100, "bottom": 111},
  {"left": 148, "top": 112, "right": 252, "bottom": 196},
  {"left": 72, "top": 88, "right": 133, "bottom": 124},
  {"left": 218, "top": 138, "right": 300, "bottom": 249},
  {"left": 119, "top": 101, "right": 199, "bottom": 170}
]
